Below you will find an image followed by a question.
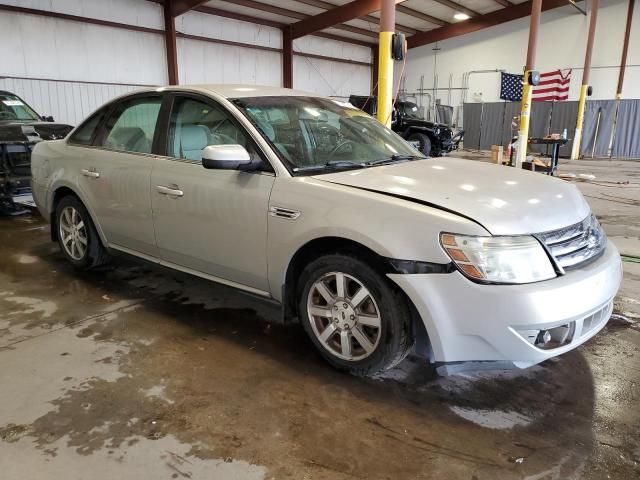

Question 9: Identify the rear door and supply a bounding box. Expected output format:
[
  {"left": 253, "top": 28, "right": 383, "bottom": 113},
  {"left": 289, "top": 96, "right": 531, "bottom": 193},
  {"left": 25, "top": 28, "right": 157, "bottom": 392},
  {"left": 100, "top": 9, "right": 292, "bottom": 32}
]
[
  {"left": 76, "top": 94, "right": 162, "bottom": 258},
  {"left": 150, "top": 93, "right": 275, "bottom": 293}
]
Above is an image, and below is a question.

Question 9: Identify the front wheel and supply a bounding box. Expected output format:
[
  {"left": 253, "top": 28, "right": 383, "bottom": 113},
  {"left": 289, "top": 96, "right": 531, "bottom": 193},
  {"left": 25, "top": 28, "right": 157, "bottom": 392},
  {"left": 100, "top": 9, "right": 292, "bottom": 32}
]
[
  {"left": 298, "top": 254, "right": 413, "bottom": 376},
  {"left": 407, "top": 132, "right": 432, "bottom": 157}
]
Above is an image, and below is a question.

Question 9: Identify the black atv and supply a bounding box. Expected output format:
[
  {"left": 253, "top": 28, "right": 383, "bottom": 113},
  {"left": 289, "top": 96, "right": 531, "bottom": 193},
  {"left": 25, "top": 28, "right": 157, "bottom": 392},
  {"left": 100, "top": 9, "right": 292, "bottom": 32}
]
[
  {"left": 348, "top": 95, "right": 463, "bottom": 157},
  {"left": 0, "top": 91, "right": 73, "bottom": 213}
]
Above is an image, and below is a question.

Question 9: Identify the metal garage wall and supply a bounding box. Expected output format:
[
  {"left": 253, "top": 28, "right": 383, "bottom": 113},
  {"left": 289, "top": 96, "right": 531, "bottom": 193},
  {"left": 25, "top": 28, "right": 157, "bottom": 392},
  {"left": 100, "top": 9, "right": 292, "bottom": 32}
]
[
  {"left": 1, "top": 0, "right": 374, "bottom": 125},
  {"left": 0, "top": 77, "right": 146, "bottom": 126},
  {"left": 177, "top": 9, "right": 282, "bottom": 87},
  {"left": 464, "top": 100, "right": 640, "bottom": 158},
  {"left": 462, "top": 103, "right": 482, "bottom": 149},
  {"left": 177, "top": 37, "right": 282, "bottom": 86},
  {"left": 477, "top": 102, "right": 504, "bottom": 150},
  {"left": 549, "top": 101, "right": 578, "bottom": 156},
  {"left": 0, "top": 5, "right": 166, "bottom": 86},
  {"left": 581, "top": 100, "right": 617, "bottom": 157},
  {"left": 501, "top": 102, "right": 521, "bottom": 146},
  {"left": 294, "top": 36, "right": 372, "bottom": 97},
  {"left": 612, "top": 99, "right": 640, "bottom": 158},
  {"left": 526, "top": 102, "right": 553, "bottom": 154},
  {"left": 293, "top": 57, "right": 371, "bottom": 98}
]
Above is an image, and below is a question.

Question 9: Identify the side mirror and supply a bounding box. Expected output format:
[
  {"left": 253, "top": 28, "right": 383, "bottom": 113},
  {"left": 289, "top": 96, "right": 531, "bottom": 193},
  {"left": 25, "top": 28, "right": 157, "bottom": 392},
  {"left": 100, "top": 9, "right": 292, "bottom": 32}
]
[
  {"left": 41, "top": 115, "right": 54, "bottom": 122},
  {"left": 201, "top": 144, "right": 251, "bottom": 170}
]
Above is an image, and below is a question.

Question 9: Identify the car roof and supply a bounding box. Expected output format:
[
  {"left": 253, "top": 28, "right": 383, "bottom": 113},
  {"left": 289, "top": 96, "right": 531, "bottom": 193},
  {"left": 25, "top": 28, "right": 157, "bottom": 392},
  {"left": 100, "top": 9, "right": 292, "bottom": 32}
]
[{"left": 153, "top": 84, "right": 321, "bottom": 99}]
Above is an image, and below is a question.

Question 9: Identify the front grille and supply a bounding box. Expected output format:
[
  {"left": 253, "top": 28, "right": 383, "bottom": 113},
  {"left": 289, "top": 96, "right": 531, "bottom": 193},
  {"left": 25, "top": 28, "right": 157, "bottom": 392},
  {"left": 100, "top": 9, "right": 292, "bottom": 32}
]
[{"left": 536, "top": 214, "right": 606, "bottom": 270}]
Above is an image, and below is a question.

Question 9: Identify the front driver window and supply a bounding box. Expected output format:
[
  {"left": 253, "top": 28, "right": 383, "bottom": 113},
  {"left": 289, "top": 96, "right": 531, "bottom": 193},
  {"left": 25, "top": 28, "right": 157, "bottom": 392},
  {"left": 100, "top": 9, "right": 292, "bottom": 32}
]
[
  {"left": 167, "top": 97, "right": 253, "bottom": 162},
  {"left": 101, "top": 97, "right": 162, "bottom": 154}
]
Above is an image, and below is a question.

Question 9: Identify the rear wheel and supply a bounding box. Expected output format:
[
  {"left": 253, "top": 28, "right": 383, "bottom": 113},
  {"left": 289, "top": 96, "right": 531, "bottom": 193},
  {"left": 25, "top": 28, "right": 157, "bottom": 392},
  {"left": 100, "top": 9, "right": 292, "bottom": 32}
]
[
  {"left": 298, "top": 254, "right": 413, "bottom": 376},
  {"left": 55, "top": 195, "right": 108, "bottom": 269},
  {"left": 407, "top": 132, "right": 432, "bottom": 157}
]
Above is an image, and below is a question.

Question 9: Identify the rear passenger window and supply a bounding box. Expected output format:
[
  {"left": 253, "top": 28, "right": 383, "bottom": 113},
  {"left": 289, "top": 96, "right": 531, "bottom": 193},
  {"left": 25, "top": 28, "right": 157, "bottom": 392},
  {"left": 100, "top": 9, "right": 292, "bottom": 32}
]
[
  {"left": 68, "top": 109, "right": 107, "bottom": 146},
  {"left": 100, "top": 97, "right": 162, "bottom": 154}
]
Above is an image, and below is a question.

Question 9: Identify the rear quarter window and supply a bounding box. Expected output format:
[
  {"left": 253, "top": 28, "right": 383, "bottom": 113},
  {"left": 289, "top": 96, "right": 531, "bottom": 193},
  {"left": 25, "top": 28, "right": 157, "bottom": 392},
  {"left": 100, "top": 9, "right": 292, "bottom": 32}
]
[{"left": 68, "top": 109, "right": 107, "bottom": 146}]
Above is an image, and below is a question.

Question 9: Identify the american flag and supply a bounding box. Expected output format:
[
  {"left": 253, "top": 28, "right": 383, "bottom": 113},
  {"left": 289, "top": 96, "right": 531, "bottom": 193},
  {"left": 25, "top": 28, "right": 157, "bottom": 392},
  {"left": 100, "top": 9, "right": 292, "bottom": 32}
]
[
  {"left": 500, "top": 72, "right": 523, "bottom": 101},
  {"left": 500, "top": 69, "right": 572, "bottom": 102},
  {"left": 532, "top": 69, "right": 572, "bottom": 101}
]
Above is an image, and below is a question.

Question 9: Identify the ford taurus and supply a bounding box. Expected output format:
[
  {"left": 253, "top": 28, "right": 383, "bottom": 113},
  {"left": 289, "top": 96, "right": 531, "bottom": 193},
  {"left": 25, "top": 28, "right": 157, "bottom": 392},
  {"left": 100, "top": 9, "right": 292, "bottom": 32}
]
[{"left": 31, "top": 85, "right": 622, "bottom": 376}]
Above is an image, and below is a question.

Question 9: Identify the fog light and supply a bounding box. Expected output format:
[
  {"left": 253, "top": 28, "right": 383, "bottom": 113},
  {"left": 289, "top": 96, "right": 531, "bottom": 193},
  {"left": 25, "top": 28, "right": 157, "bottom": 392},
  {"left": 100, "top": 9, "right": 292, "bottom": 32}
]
[
  {"left": 514, "top": 322, "right": 575, "bottom": 350},
  {"left": 535, "top": 329, "right": 551, "bottom": 346}
]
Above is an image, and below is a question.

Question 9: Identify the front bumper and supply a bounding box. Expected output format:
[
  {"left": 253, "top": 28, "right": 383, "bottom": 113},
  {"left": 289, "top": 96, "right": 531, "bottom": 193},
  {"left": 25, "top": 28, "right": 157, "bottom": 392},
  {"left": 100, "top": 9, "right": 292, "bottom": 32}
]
[{"left": 389, "top": 241, "right": 622, "bottom": 367}]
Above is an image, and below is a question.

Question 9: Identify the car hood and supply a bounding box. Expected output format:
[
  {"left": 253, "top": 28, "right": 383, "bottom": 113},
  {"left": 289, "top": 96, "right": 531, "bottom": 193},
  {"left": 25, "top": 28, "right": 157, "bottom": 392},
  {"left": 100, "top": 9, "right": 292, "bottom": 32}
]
[
  {"left": 313, "top": 158, "right": 590, "bottom": 235},
  {"left": 0, "top": 121, "right": 73, "bottom": 143}
]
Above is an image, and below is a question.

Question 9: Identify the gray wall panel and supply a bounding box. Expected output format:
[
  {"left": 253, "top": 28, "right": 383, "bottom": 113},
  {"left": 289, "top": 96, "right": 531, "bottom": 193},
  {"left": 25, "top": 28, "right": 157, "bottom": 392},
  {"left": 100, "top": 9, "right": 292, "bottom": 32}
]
[
  {"left": 463, "top": 103, "right": 482, "bottom": 149},
  {"left": 549, "top": 101, "right": 578, "bottom": 157},
  {"left": 612, "top": 99, "right": 640, "bottom": 158}
]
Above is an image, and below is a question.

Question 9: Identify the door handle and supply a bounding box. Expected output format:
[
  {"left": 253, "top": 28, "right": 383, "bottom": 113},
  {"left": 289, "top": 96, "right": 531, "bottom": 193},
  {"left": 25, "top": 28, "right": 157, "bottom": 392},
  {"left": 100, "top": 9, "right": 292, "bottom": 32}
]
[
  {"left": 156, "top": 185, "right": 184, "bottom": 197},
  {"left": 81, "top": 168, "right": 100, "bottom": 179}
]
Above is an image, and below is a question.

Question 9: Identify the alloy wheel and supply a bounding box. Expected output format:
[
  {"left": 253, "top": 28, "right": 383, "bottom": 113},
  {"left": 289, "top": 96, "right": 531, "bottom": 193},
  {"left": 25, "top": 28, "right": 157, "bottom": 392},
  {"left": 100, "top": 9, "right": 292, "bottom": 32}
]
[
  {"left": 307, "top": 271, "right": 382, "bottom": 361},
  {"left": 59, "top": 206, "right": 88, "bottom": 261}
]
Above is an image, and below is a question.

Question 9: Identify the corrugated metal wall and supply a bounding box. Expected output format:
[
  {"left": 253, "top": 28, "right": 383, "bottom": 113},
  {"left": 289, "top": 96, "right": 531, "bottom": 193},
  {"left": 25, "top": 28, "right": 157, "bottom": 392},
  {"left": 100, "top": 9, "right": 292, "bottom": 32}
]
[
  {"left": 463, "top": 100, "right": 640, "bottom": 158},
  {"left": 0, "top": 0, "right": 373, "bottom": 125},
  {"left": 0, "top": 77, "right": 149, "bottom": 125}
]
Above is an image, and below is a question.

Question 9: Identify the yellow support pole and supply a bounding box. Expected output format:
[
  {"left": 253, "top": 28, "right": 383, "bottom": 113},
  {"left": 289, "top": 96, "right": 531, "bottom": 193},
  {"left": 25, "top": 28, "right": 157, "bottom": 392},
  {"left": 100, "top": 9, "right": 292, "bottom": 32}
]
[
  {"left": 376, "top": 0, "right": 395, "bottom": 128},
  {"left": 571, "top": 85, "right": 589, "bottom": 159},
  {"left": 515, "top": 79, "right": 533, "bottom": 168},
  {"left": 514, "top": 0, "right": 542, "bottom": 168},
  {"left": 377, "top": 31, "right": 394, "bottom": 127}
]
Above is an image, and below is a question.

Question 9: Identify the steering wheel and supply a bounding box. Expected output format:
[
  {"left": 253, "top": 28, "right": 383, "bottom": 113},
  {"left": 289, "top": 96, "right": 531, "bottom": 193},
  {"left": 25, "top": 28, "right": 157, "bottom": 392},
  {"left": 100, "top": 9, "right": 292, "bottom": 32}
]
[
  {"left": 0, "top": 111, "right": 17, "bottom": 120},
  {"left": 326, "top": 140, "right": 356, "bottom": 162}
]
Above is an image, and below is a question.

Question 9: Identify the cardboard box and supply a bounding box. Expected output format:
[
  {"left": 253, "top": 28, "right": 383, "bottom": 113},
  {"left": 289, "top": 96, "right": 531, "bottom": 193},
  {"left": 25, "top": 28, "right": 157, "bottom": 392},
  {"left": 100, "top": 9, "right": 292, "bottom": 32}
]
[{"left": 491, "top": 145, "right": 505, "bottom": 165}]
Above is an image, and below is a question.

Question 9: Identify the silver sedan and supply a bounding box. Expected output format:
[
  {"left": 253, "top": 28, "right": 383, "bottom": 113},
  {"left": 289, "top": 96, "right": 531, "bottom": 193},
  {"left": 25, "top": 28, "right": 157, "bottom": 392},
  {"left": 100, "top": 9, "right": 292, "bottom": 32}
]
[{"left": 31, "top": 85, "right": 622, "bottom": 376}]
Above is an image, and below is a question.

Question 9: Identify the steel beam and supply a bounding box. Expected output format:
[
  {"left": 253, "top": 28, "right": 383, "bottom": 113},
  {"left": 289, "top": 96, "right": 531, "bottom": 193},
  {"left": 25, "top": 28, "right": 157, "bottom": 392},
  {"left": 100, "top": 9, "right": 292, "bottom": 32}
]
[
  {"left": 396, "top": 4, "right": 448, "bottom": 26},
  {"left": 407, "top": 0, "right": 582, "bottom": 49},
  {"left": 283, "top": 27, "right": 294, "bottom": 88},
  {"left": 492, "top": 0, "right": 515, "bottom": 7},
  {"left": 292, "top": 0, "right": 418, "bottom": 34},
  {"left": 514, "top": 0, "right": 542, "bottom": 168},
  {"left": 428, "top": 0, "right": 479, "bottom": 17},
  {"left": 218, "top": 0, "right": 378, "bottom": 38},
  {"left": 193, "top": 4, "right": 374, "bottom": 47},
  {"left": 290, "top": 0, "right": 403, "bottom": 39},
  {"left": 164, "top": 1, "right": 179, "bottom": 85},
  {"left": 571, "top": 0, "right": 600, "bottom": 159},
  {"left": 616, "top": 0, "right": 635, "bottom": 98},
  {"left": 170, "top": 0, "right": 209, "bottom": 17}
]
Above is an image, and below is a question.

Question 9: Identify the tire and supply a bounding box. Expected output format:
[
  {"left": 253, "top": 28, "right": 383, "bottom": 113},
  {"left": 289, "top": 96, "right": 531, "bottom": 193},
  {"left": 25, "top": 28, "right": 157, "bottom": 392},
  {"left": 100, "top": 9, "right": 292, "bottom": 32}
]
[
  {"left": 407, "top": 132, "right": 432, "bottom": 157},
  {"left": 298, "top": 253, "right": 413, "bottom": 376},
  {"left": 55, "top": 195, "right": 108, "bottom": 269}
]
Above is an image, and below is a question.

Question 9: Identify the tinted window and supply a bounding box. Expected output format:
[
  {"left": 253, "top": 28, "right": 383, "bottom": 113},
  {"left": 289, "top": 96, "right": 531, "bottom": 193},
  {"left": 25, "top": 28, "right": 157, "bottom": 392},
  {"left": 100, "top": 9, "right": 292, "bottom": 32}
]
[
  {"left": 100, "top": 97, "right": 162, "bottom": 154},
  {"left": 167, "top": 97, "right": 254, "bottom": 162},
  {"left": 68, "top": 109, "right": 106, "bottom": 146},
  {"left": 0, "top": 93, "right": 40, "bottom": 121}
]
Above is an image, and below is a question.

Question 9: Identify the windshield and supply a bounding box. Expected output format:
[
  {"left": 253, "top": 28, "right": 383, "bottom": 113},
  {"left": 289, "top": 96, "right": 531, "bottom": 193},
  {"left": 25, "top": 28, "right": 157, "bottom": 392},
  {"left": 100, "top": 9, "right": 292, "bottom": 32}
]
[
  {"left": 232, "top": 96, "right": 423, "bottom": 174},
  {"left": 399, "top": 102, "right": 421, "bottom": 119},
  {"left": 0, "top": 93, "right": 41, "bottom": 121}
]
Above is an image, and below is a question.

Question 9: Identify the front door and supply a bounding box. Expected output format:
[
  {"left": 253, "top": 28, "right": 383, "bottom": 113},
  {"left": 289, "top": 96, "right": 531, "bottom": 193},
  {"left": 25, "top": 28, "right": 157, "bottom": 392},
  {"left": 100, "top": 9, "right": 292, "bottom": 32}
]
[
  {"left": 77, "top": 95, "right": 162, "bottom": 258},
  {"left": 151, "top": 94, "right": 275, "bottom": 292}
]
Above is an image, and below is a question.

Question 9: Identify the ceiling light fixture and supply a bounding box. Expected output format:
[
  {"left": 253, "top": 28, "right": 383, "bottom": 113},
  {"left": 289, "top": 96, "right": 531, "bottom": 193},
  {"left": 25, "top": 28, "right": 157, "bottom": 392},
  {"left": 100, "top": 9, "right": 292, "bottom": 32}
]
[{"left": 454, "top": 12, "right": 470, "bottom": 20}]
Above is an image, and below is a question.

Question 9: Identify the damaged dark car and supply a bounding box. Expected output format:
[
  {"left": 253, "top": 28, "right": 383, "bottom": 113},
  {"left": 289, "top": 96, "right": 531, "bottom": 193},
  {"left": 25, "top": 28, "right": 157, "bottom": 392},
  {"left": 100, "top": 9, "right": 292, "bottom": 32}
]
[
  {"left": 0, "top": 91, "right": 73, "bottom": 213},
  {"left": 348, "top": 95, "right": 463, "bottom": 157}
]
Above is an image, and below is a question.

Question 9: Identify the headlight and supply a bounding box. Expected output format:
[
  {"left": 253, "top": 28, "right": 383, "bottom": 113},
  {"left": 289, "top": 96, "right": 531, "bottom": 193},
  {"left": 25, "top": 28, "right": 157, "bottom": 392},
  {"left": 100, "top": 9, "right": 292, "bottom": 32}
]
[{"left": 440, "top": 233, "right": 556, "bottom": 284}]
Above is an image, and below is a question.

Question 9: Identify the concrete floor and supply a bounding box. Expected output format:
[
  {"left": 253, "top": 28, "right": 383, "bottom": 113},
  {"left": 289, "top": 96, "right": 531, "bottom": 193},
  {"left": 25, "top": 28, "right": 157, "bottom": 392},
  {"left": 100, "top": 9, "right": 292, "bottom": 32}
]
[{"left": 1, "top": 157, "right": 639, "bottom": 479}]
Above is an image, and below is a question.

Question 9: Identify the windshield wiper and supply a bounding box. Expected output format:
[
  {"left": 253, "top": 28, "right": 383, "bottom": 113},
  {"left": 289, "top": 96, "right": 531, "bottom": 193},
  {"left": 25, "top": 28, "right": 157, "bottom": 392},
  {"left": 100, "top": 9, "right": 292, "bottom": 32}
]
[
  {"left": 293, "top": 161, "right": 367, "bottom": 173},
  {"left": 366, "top": 154, "right": 423, "bottom": 166}
]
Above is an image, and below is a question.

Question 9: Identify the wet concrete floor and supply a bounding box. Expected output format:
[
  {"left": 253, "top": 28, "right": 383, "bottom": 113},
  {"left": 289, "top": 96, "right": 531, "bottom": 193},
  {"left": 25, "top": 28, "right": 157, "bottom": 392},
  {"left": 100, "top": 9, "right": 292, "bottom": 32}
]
[{"left": 0, "top": 157, "right": 639, "bottom": 479}]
